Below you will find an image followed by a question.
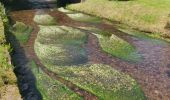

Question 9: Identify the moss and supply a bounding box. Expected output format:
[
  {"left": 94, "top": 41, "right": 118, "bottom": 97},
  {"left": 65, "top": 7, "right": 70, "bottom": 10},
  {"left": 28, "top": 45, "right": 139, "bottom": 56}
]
[
  {"left": 10, "top": 21, "right": 33, "bottom": 44},
  {"left": 33, "top": 14, "right": 57, "bottom": 25},
  {"left": 29, "top": 60, "right": 82, "bottom": 100}
]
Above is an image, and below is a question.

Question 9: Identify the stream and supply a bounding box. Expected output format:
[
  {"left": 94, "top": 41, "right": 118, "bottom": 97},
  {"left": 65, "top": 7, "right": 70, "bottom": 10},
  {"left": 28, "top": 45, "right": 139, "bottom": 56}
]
[{"left": 4, "top": 0, "right": 170, "bottom": 100}]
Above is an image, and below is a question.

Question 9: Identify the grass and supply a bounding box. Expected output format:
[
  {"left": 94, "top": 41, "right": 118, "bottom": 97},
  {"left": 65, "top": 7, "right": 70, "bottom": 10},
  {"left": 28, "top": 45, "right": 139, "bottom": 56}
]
[
  {"left": 67, "top": 0, "right": 170, "bottom": 40},
  {"left": 0, "top": 17, "right": 15, "bottom": 87},
  {"left": 34, "top": 24, "right": 146, "bottom": 100},
  {"left": 33, "top": 14, "right": 57, "bottom": 25},
  {"left": 0, "top": 3, "right": 18, "bottom": 91},
  {"left": 29, "top": 60, "right": 82, "bottom": 100},
  {"left": 10, "top": 21, "right": 33, "bottom": 44}
]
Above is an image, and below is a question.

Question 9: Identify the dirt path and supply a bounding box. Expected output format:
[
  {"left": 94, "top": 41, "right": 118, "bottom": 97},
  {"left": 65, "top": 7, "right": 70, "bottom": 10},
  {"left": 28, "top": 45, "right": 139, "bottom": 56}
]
[{"left": 7, "top": 0, "right": 170, "bottom": 99}]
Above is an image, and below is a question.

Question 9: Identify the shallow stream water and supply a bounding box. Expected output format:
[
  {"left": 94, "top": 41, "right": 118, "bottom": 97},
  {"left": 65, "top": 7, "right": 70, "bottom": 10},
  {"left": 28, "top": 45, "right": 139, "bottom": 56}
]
[{"left": 4, "top": 0, "right": 170, "bottom": 100}]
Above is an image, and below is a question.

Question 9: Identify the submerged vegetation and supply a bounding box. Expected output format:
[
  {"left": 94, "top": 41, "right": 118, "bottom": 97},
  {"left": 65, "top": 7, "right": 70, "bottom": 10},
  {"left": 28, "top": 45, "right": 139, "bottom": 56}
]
[
  {"left": 10, "top": 21, "right": 33, "bottom": 44},
  {"left": 80, "top": 26, "right": 142, "bottom": 62},
  {"left": 30, "top": 60, "right": 82, "bottom": 100},
  {"left": 34, "top": 14, "right": 57, "bottom": 25},
  {"left": 34, "top": 18, "right": 146, "bottom": 99},
  {"left": 95, "top": 33, "right": 141, "bottom": 62},
  {"left": 35, "top": 25, "right": 88, "bottom": 65}
]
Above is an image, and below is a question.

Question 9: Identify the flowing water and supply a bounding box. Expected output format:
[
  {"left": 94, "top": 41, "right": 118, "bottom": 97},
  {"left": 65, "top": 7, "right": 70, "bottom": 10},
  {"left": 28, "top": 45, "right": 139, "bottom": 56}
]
[{"left": 4, "top": 0, "right": 170, "bottom": 100}]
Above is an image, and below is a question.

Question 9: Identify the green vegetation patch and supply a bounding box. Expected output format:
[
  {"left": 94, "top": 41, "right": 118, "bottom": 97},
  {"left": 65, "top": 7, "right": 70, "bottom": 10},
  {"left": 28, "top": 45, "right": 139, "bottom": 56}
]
[
  {"left": 29, "top": 60, "right": 82, "bottom": 100},
  {"left": 10, "top": 21, "right": 33, "bottom": 44},
  {"left": 35, "top": 25, "right": 88, "bottom": 66},
  {"left": 80, "top": 26, "right": 142, "bottom": 62},
  {"left": 95, "top": 33, "right": 141, "bottom": 62},
  {"left": 33, "top": 14, "right": 57, "bottom": 25},
  {"left": 34, "top": 25, "right": 146, "bottom": 100},
  {"left": 0, "top": 10, "right": 17, "bottom": 87}
]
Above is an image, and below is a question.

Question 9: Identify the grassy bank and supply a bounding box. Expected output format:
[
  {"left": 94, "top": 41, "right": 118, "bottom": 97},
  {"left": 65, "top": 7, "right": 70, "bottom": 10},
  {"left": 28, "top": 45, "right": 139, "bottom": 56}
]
[
  {"left": 0, "top": 3, "right": 21, "bottom": 99},
  {"left": 67, "top": 0, "right": 170, "bottom": 40}
]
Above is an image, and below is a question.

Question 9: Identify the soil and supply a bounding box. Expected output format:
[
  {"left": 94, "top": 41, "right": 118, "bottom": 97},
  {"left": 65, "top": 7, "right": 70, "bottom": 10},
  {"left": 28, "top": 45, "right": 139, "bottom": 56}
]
[{"left": 6, "top": 0, "right": 170, "bottom": 100}]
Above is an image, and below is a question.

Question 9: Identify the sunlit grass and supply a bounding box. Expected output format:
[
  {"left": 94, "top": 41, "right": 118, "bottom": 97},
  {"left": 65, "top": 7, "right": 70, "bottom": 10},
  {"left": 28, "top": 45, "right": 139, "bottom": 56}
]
[
  {"left": 67, "top": 0, "right": 170, "bottom": 38},
  {"left": 0, "top": 8, "right": 17, "bottom": 87}
]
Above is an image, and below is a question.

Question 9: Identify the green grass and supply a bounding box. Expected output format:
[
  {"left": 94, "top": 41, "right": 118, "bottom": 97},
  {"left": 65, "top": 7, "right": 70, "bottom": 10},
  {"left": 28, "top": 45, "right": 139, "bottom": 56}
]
[
  {"left": 67, "top": 0, "right": 170, "bottom": 39},
  {"left": 10, "top": 21, "right": 33, "bottom": 44},
  {"left": 34, "top": 24, "right": 146, "bottom": 100},
  {"left": 29, "top": 60, "right": 82, "bottom": 100},
  {"left": 33, "top": 14, "right": 57, "bottom": 25},
  {"left": 0, "top": 4, "right": 17, "bottom": 88}
]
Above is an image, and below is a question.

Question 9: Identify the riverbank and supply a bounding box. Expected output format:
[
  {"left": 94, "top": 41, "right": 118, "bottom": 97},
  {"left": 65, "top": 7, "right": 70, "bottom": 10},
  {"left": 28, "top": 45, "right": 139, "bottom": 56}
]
[
  {"left": 67, "top": 0, "right": 170, "bottom": 41},
  {"left": 0, "top": 3, "right": 21, "bottom": 100}
]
